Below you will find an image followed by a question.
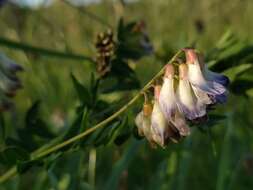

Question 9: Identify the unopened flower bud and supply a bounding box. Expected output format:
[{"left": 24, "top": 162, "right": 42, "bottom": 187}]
[
  {"left": 135, "top": 103, "right": 154, "bottom": 144},
  {"left": 143, "top": 103, "right": 152, "bottom": 117}
]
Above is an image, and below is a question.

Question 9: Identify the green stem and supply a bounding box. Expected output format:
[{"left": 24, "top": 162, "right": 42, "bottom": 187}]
[
  {"left": 0, "top": 167, "right": 16, "bottom": 184},
  {"left": 0, "top": 37, "right": 94, "bottom": 62},
  {"left": 0, "top": 50, "right": 182, "bottom": 184}
]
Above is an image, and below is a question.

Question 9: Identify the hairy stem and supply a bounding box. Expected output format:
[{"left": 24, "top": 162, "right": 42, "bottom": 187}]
[{"left": 0, "top": 50, "right": 182, "bottom": 184}]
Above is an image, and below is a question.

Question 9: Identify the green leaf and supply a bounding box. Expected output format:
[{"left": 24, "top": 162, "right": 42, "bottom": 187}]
[
  {"left": 230, "top": 79, "right": 253, "bottom": 96},
  {"left": 25, "top": 101, "right": 55, "bottom": 139},
  {"left": 30, "top": 119, "right": 55, "bottom": 139},
  {"left": 224, "top": 64, "right": 252, "bottom": 82},
  {"left": 71, "top": 73, "right": 91, "bottom": 106},
  {"left": 104, "top": 140, "right": 140, "bottom": 190},
  {"left": 44, "top": 152, "right": 62, "bottom": 170},
  {"left": 17, "top": 129, "right": 38, "bottom": 151},
  {"left": 93, "top": 121, "right": 121, "bottom": 147},
  {"left": 114, "top": 133, "right": 131, "bottom": 146},
  {"left": 208, "top": 114, "right": 227, "bottom": 121},
  {"left": 206, "top": 114, "right": 227, "bottom": 128},
  {"left": 132, "top": 126, "right": 143, "bottom": 140},
  {"left": 210, "top": 45, "right": 253, "bottom": 72},
  {"left": 198, "top": 114, "right": 227, "bottom": 131},
  {"left": 5, "top": 137, "right": 28, "bottom": 149},
  {"left": 60, "top": 108, "right": 90, "bottom": 152},
  {"left": 0, "top": 113, "right": 5, "bottom": 142},
  {"left": 0, "top": 146, "right": 30, "bottom": 167},
  {"left": 89, "top": 73, "right": 100, "bottom": 105},
  {"left": 62, "top": 111, "right": 84, "bottom": 141},
  {"left": 17, "top": 159, "right": 44, "bottom": 174},
  {"left": 25, "top": 100, "right": 41, "bottom": 125},
  {"left": 113, "top": 117, "right": 132, "bottom": 146},
  {"left": 79, "top": 108, "right": 90, "bottom": 134},
  {"left": 116, "top": 19, "right": 153, "bottom": 60},
  {"left": 100, "top": 59, "right": 140, "bottom": 93},
  {"left": 78, "top": 109, "right": 91, "bottom": 146}
]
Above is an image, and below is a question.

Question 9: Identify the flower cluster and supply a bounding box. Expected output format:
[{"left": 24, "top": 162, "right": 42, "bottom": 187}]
[
  {"left": 0, "top": 53, "right": 23, "bottom": 111},
  {"left": 135, "top": 48, "right": 229, "bottom": 148}
]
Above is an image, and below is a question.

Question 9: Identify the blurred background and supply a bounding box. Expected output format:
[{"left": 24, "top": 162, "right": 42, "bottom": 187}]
[{"left": 0, "top": 0, "right": 253, "bottom": 190}]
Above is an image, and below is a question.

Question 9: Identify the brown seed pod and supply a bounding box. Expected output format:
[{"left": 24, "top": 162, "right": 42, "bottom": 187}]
[{"left": 95, "top": 29, "right": 115, "bottom": 77}]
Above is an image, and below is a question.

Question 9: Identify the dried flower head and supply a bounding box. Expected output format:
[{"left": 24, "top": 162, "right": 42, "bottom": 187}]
[{"left": 95, "top": 29, "right": 115, "bottom": 77}]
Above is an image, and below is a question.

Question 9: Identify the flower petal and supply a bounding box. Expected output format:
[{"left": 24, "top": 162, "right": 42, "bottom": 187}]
[
  {"left": 204, "top": 66, "right": 230, "bottom": 87},
  {"left": 177, "top": 79, "right": 206, "bottom": 120},
  {"left": 151, "top": 100, "right": 169, "bottom": 147},
  {"left": 191, "top": 85, "right": 212, "bottom": 105},
  {"left": 188, "top": 63, "right": 226, "bottom": 96},
  {"left": 159, "top": 78, "right": 177, "bottom": 120},
  {"left": 0, "top": 53, "right": 23, "bottom": 73},
  {"left": 170, "top": 111, "right": 191, "bottom": 137},
  {"left": 184, "top": 48, "right": 228, "bottom": 97},
  {"left": 135, "top": 111, "right": 144, "bottom": 136}
]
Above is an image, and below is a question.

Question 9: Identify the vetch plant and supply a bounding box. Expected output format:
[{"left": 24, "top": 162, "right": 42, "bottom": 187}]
[
  {"left": 0, "top": 48, "right": 229, "bottom": 183},
  {"left": 0, "top": 3, "right": 252, "bottom": 188},
  {"left": 135, "top": 48, "right": 229, "bottom": 147}
]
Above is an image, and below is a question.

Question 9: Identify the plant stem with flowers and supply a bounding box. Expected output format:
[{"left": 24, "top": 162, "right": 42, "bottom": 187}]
[
  {"left": 135, "top": 48, "right": 229, "bottom": 147},
  {"left": 0, "top": 47, "right": 230, "bottom": 183},
  {"left": 0, "top": 50, "right": 183, "bottom": 184}
]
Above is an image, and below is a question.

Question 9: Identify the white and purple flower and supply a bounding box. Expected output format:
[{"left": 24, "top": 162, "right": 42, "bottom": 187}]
[
  {"left": 176, "top": 63, "right": 206, "bottom": 120},
  {"left": 135, "top": 48, "right": 229, "bottom": 148},
  {"left": 158, "top": 64, "right": 191, "bottom": 137},
  {"left": 184, "top": 48, "right": 229, "bottom": 104},
  {"left": 151, "top": 85, "right": 170, "bottom": 147},
  {"left": 159, "top": 64, "right": 177, "bottom": 120},
  {"left": 0, "top": 53, "right": 23, "bottom": 111}
]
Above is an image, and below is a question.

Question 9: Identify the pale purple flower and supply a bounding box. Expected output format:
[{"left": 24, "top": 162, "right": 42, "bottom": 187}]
[
  {"left": 176, "top": 63, "right": 206, "bottom": 120},
  {"left": 204, "top": 65, "right": 230, "bottom": 87},
  {"left": 184, "top": 48, "right": 228, "bottom": 104},
  {"left": 0, "top": 53, "right": 23, "bottom": 111},
  {"left": 135, "top": 48, "right": 228, "bottom": 148},
  {"left": 151, "top": 85, "right": 169, "bottom": 147},
  {"left": 0, "top": 53, "right": 23, "bottom": 74},
  {"left": 159, "top": 64, "right": 177, "bottom": 120},
  {"left": 158, "top": 64, "right": 191, "bottom": 139}
]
